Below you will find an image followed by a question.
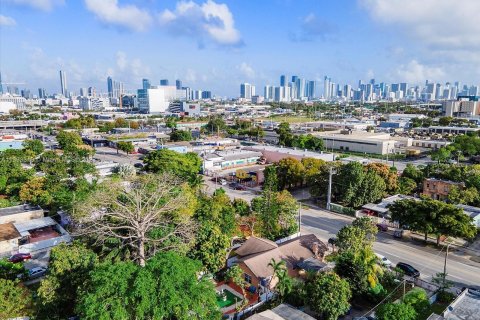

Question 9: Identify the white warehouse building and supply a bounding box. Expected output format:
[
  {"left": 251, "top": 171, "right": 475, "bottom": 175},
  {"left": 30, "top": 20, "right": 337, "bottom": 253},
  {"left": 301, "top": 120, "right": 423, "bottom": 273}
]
[{"left": 137, "top": 86, "right": 187, "bottom": 113}]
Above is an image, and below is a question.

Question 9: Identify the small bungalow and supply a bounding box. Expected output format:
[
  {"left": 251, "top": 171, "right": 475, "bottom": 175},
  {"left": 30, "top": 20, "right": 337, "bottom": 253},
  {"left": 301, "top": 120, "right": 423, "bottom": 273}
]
[{"left": 230, "top": 234, "right": 328, "bottom": 297}]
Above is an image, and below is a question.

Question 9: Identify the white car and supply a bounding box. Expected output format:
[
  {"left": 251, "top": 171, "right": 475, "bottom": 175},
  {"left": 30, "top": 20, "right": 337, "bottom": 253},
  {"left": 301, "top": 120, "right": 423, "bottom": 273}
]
[
  {"left": 220, "top": 179, "right": 227, "bottom": 186},
  {"left": 375, "top": 253, "right": 392, "bottom": 268},
  {"left": 28, "top": 267, "right": 47, "bottom": 279}
]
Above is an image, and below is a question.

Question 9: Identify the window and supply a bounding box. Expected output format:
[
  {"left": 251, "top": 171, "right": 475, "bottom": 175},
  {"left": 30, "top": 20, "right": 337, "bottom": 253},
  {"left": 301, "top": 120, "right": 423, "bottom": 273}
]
[{"left": 244, "top": 273, "right": 252, "bottom": 284}]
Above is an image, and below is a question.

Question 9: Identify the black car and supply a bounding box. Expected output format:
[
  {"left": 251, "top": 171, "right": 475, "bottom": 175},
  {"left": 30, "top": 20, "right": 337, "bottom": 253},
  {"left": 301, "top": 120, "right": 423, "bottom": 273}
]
[{"left": 396, "top": 262, "right": 420, "bottom": 278}]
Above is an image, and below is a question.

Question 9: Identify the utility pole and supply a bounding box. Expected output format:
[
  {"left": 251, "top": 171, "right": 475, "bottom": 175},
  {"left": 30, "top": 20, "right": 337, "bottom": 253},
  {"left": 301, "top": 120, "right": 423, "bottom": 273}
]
[
  {"left": 298, "top": 202, "right": 302, "bottom": 234},
  {"left": 327, "top": 167, "right": 335, "bottom": 210},
  {"left": 443, "top": 242, "right": 451, "bottom": 290}
]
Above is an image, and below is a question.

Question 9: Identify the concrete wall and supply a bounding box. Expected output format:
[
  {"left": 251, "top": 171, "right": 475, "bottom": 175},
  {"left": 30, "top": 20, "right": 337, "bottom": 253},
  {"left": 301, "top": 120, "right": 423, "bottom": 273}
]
[
  {"left": 19, "top": 234, "right": 71, "bottom": 253},
  {"left": 0, "top": 209, "right": 44, "bottom": 224},
  {"left": 0, "top": 238, "right": 19, "bottom": 255}
]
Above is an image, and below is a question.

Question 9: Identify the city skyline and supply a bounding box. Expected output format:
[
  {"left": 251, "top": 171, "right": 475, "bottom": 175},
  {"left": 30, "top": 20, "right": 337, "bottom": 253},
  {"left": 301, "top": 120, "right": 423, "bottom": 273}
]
[{"left": 1, "top": 0, "right": 480, "bottom": 97}]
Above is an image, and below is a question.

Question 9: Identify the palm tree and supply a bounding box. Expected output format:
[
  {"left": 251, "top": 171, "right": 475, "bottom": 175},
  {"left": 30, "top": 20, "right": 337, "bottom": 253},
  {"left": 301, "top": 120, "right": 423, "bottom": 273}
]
[
  {"left": 268, "top": 258, "right": 287, "bottom": 279},
  {"left": 276, "top": 270, "right": 293, "bottom": 301},
  {"left": 267, "top": 258, "right": 288, "bottom": 300}
]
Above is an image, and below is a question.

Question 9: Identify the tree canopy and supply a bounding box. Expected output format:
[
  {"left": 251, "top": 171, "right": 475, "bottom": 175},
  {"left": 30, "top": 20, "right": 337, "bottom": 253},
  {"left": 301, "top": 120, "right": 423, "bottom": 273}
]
[
  {"left": 74, "top": 174, "right": 196, "bottom": 266},
  {"left": 389, "top": 198, "right": 477, "bottom": 244},
  {"left": 143, "top": 149, "right": 202, "bottom": 186},
  {"left": 77, "top": 252, "right": 221, "bottom": 320},
  {"left": 305, "top": 272, "right": 351, "bottom": 320}
]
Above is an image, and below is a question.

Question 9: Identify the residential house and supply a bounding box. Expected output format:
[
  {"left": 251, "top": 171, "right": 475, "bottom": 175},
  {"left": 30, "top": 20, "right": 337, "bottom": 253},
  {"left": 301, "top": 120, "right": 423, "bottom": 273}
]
[
  {"left": 231, "top": 234, "right": 328, "bottom": 295},
  {"left": 0, "top": 204, "right": 44, "bottom": 224},
  {"left": 427, "top": 288, "right": 480, "bottom": 320},
  {"left": 361, "top": 194, "right": 415, "bottom": 220},
  {"left": 247, "top": 304, "right": 315, "bottom": 320},
  {"left": 0, "top": 205, "right": 72, "bottom": 256},
  {"left": 456, "top": 204, "right": 480, "bottom": 228},
  {"left": 422, "top": 178, "right": 465, "bottom": 201}
]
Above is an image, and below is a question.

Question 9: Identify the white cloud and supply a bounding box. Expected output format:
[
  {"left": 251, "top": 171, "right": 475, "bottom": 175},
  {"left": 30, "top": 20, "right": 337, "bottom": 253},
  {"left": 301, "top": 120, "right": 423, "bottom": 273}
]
[
  {"left": 158, "top": 0, "right": 242, "bottom": 46},
  {"left": 0, "top": 15, "right": 16, "bottom": 26},
  {"left": 185, "top": 69, "right": 197, "bottom": 82},
  {"left": 290, "top": 13, "right": 336, "bottom": 42},
  {"left": 84, "top": 0, "right": 153, "bottom": 32},
  {"left": 6, "top": 0, "right": 64, "bottom": 11},
  {"left": 237, "top": 62, "right": 255, "bottom": 78},
  {"left": 360, "top": 0, "right": 480, "bottom": 51},
  {"left": 116, "top": 51, "right": 128, "bottom": 71},
  {"left": 112, "top": 51, "right": 150, "bottom": 83},
  {"left": 395, "top": 60, "right": 445, "bottom": 84}
]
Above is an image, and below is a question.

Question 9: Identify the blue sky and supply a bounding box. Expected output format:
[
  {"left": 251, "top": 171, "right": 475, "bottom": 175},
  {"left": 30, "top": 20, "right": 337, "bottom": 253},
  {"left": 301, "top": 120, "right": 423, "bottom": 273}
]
[{"left": 1, "top": 0, "right": 479, "bottom": 97}]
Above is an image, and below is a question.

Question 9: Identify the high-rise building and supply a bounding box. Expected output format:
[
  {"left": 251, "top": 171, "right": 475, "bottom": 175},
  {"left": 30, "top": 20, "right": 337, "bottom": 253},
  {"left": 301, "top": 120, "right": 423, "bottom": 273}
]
[
  {"left": 142, "top": 78, "right": 151, "bottom": 90},
  {"left": 240, "top": 83, "right": 255, "bottom": 100},
  {"left": 160, "top": 79, "right": 169, "bottom": 86},
  {"left": 306, "top": 81, "right": 316, "bottom": 99},
  {"left": 107, "top": 76, "right": 124, "bottom": 102},
  {"left": 59, "top": 70, "right": 67, "bottom": 97},
  {"left": 175, "top": 79, "right": 182, "bottom": 90},
  {"left": 399, "top": 83, "right": 408, "bottom": 97},
  {"left": 88, "top": 87, "right": 96, "bottom": 97},
  {"left": 0, "top": 72, "right": 3, "bottom": 95},
  {"left": 107, "top": 76, "right": 114, "bottom": 98},
  {"left": 324, "top": 76, "right": 331, "bottom": 99},
  {"left": 280, "top": 75, "right": 286, "bottom": 87},
  {"left": 79, "top": 88, "right": 87, "bottom": 97},
  {"left": 295, "top": 78, "right": 305, "bottom": 99},
  {"left": 38, "top": 88, "right": 46, "bottom": 99}
]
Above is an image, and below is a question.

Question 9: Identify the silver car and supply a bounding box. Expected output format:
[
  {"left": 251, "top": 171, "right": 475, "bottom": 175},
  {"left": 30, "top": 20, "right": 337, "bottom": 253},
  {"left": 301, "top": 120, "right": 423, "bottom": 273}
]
[{"left": 28, "top": 267, "right": 47, "bottom": 279}]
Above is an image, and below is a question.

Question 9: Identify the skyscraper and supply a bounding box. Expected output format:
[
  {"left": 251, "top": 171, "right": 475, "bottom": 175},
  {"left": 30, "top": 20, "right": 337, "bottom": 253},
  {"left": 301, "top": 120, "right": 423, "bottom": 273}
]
[
  {"left": 107, "top": 76, "right": 114, "bottom": 98},
  {"left": 240, "top": 83, "right": 255, "bottom": 100},
  {"left": 280, "top": 75, "right": 286, "bottom": 87},
  {"left": 324, "top": 76, "right": 331, "bottom": 99},
  {"left": 175, "top": 79, "right": 182, "bottom": 90},
  {"left": 160, "top": 79, "right": 169, "bottom": 86},
  {"left": 0, "top": 72, "right": 3, "bottom": 94},
  {"left": 142, "top": 78, "right": 151, "bottom": 90},
  {"left": 59, "top": 70, "right": 67, "bottom": 97}
]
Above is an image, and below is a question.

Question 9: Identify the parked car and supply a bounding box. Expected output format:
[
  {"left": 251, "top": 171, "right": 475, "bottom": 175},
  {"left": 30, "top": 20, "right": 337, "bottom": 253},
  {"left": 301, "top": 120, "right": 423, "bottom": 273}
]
[
  {"left": 396, "top": 262, "right": 420, "bottom": 277},
  {"left": 375, "top": 253, "right": 392, "bottom": 267},
  {"left": 8, "top": 253, "right": 32, "bottom": 263},
  {"left": 376, "top": 223, "right": 389, "bottom": 232},
  {"left": 133, "top": 163, "right": 143, "bottom": 169},
  {"left": 220, "top": 178, "right": 227, "bottom": 186},
  {"left": 28, "top": 267, "right": 48, "bottom": 279},
  {"left": 234, "top": 184, "right": 247, "bottom": 191}
]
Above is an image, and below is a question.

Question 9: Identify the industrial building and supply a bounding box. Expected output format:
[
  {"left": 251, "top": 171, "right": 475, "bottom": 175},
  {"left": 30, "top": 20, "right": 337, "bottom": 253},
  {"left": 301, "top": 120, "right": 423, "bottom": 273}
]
[{"left": 315, "top": 131, "right": 399, "bottom": 155}]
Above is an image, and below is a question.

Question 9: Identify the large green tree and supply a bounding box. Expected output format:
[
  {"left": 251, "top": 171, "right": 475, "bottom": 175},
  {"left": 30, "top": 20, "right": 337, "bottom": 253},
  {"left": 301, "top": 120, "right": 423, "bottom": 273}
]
[
  {"left": 170, "top": 129, "right": 193, "bottom": 142},
  {"left": 305, "top": 272, "right": 351, "bottom": 320},
  {"left": 36, "top": 242, "right": 97, "bottom": 319},
  {"left": 253, "top": 189, "right": 298, "bottom": 240},
  {"left": 78, "top": 252, "right": 221, "bottom": 320},
  {"left": 389, "top": 198, "right": 477, "bottom": 245},
  {"left": 23, "top": 139, "right": 44, "bottom": 155},
  {"left": 190, "top": 191, "right": 237, "bottom": 273},
  {"left": 375, "top": 302, "right": 417, "bottom": 320},
  {"left": 143, "top": 149, "right": 202, "bottom": 186},
  {"left": 0, "top": 279, "right": 33, "bottom": 319},
  {"left": 276, "top": 157, "right": 304, "bottom": 189},
  {"left": 75, "top": 174, "right": 196, "bottom": 266},
  {"left": 276, "top": 122, "right": 294, "bottom": 146},
  {"left": 116, "top": 141, "right": 135, "bottom": 154}
]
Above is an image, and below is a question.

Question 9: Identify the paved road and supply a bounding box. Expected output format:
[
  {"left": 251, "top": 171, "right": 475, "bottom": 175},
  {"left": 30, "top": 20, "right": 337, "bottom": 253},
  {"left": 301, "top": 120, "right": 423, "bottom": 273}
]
[
  {"left": 204, "top": 179, "right": 480, "bottom": 289},
  {"left": 301, "top": 209, "right": 480, "bottom": 289}
]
